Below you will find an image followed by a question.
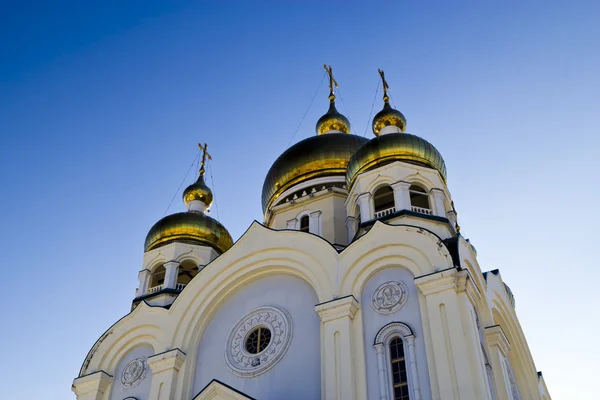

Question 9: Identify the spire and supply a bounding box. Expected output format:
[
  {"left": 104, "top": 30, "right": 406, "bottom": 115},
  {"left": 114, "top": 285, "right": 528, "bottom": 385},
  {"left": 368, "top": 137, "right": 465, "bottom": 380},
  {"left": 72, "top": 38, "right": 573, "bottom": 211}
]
[
  {"left": 182, "top": 143, "right": 214, "bottom": 213},
  {"left": 315, "top": 65, "right": 351, "bottom": 135},
  {"left": 372, "top": 69, "right": 407, "bottom": 136}
]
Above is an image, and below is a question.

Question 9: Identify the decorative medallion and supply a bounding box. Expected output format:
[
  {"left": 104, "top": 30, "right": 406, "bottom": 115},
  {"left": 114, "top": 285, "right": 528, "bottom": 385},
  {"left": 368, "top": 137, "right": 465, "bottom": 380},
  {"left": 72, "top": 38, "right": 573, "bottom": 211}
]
[
  {"left": 372, "top": 281, "right": 408, "bottom": 314},
  {"left": 121, "top": 357, "right": 148, "bottom": 388},
  {"left": 225, "top": 306, "right": 293, "bottom": 377}
]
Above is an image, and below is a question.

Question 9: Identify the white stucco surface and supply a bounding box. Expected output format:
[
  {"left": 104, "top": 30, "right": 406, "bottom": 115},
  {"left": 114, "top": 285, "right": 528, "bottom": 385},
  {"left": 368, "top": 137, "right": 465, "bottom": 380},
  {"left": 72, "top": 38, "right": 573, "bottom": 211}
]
[
  {"left": 193, "top": 274, "right": 321, "bottom": 400},
  {"left": 109, "top": 344, "right": 153, "bottom": 400},
  {"left": 361, "top": 267, "right": 432, "bottom": 400}
]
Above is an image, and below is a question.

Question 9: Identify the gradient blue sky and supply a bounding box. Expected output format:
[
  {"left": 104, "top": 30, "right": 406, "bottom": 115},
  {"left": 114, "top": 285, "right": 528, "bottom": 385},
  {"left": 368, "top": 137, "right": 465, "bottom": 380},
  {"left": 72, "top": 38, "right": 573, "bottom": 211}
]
[{"left": 1, "top": 1, "right": 598, "bottom": 399}]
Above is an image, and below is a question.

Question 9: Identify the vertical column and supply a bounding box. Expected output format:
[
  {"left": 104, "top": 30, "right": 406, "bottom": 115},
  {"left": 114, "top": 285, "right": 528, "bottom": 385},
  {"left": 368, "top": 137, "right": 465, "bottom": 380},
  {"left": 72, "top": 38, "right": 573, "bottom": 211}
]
[
  {"left": 72, "top": 371, "right": 112, "bottom": 400},
  {"left": 163, "top": 261, "right": 180, "bottom": 289},
  {"left": 147, "top": 349, "right": 186, "bottom": 400},
  {"left": 485, "top": 326, "right": 512, "bottom": 400},
  {"left": 309, "top": 210, "right": 322, "bottom": 235},
  {"left": 456, "top": 272, "right": 492, "bottom": 400},
  {"left": 137, "top": 269, "right": 151, "bottom": 296},
  {"left": 374, "top": 344, "right": 389, "bottom": 400},
  {"left": 415, "top": 269, "right": 479, "bottom": 400},
  {"left": 345, "top": 216, "right": 358, "bottom": 242},
  {"left": 391, "top": 181, "right": 411, "bottom": 212},
  {"left": 315, "top": 296, "right": 360, "bottom": 400},
  {"left": 286, "top": 218, "right": 297, "bottom": 229},
  {"left": 405, "top": 335, "right": 422, "bottom": 400},
  {"left": 430, "top": 189, "right": 447, "bottom": 218},
  {"left": 356, "top": 193, "right": 373, "bottom": 221}
]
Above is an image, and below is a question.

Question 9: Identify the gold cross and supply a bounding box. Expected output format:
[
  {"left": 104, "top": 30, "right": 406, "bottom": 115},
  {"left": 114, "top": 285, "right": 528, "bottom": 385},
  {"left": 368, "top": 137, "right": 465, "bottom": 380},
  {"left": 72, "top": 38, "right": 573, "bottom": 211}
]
[
  {"left": 197, "top": 143, "right": 212, "bottom": 174},
  {"left": 324, "top": 64, "right": 338, "bottom": 99},
  {"left": 378, "top": 68, "right": 390, "bottom": 102}
]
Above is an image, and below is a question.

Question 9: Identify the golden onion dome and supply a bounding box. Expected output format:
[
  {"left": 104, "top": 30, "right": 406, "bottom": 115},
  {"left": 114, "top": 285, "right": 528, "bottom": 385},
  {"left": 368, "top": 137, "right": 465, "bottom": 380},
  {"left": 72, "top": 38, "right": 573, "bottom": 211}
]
[
  {"left": 262, "top": 133, "right": 368, "bottom": 213},
  {"left": 144, "top": 211, "right": 233, "bottom": 253},
  {"left": 372, "top": 101, "right": 406, "bottom": 135},
  {"left": 315, "top": 99, "right": 351, "bottom": 135},
  {"left": 346, "top": 133, "right": 447, "bottom": 188},
  {"left": 182, "top": 172, "right": 213, "bottom": 208}
]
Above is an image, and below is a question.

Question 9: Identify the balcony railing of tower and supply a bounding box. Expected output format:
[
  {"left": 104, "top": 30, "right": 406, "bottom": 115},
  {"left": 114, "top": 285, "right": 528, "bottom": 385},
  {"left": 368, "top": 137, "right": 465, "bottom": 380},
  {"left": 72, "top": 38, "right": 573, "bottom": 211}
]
[
  {"left": 146, "top": 283, "right": 187, "bottom": 294},
  {"left": 374, "top": 207, "right": 396, "bottom": 219},
  {"left": 411, "top": 206, "right": 432, "bottom": 215}
]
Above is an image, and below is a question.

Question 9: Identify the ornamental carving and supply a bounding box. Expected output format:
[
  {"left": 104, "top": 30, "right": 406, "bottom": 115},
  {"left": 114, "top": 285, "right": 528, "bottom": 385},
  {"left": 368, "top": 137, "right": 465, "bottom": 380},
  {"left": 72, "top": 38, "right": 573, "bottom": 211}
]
[
  {"left": 121, "top": 357, "right": 147, "bottom": 388},
  {"left": 225, "top": 306, "right": 292, "bottom": 377},
  {"left": 372, "top": 281, "right": 408, "bottom": 314}
]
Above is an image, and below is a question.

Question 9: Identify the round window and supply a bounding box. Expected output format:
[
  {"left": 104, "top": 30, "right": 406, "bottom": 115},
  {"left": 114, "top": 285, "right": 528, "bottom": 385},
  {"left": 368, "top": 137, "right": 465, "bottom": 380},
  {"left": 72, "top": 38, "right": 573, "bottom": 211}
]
[
  {"left": 245, "top": 326, "right": 272, "bottom": 354},
  {"left": 225, "top": 306, "right": 293, "bottom": 377}
]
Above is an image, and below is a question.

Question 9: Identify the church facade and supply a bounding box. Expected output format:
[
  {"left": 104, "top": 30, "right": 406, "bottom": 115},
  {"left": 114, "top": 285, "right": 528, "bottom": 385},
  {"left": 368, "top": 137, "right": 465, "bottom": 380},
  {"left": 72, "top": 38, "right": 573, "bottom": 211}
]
[{"left": 72, "top": 69, "right": 552, "bottom": 400}]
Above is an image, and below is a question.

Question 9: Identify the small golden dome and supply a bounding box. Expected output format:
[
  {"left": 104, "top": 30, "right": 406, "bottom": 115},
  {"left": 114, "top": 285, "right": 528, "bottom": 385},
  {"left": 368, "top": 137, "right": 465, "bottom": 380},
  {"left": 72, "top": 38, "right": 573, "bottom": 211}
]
[
  {"left": 315, "top": 99, "right": 351, "bottom": 135},
  {"left": 372, "top": 101, "right": 406, "bottom": 135},
  {"left": 262, "top": 133, "right": 368, "bottom": 213},
  {"left": 347, "top": 133, "right": 447, "bottom": 188},
  {"left": 182, "top": 172, "right": 213, "bottom": 208},
  {"left": 144, "top": 211, "right": 233, "bottom": 253}
]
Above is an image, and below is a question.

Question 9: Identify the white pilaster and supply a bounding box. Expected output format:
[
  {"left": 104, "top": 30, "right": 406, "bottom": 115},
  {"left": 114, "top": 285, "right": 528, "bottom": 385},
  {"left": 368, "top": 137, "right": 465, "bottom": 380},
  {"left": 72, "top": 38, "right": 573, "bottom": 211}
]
[
  {"left": 315, "top": 296, "right": 360, "bottom": 400},
  {"left": 356, "top": 193, "right": 373, "bottom": 221},
  {"left": 391, "top": 181, "right": 411, "bottom": 212},
  {"left": 430, "top": 189, "right": 447, "bottom": 218},
  {"left": 345, "top": 216, "right": 358, "bottom": 242},
  {"left": 405, "top": 335, "right": 422, "bottom": 400},
  {"left": 163, "top": 261, "right": 180, "bottom": 290},
  {"left": 485, "top": 325, "right": 512, "bottom": 400},
  {"left": 415, "top": 268, "right": 479, "bottom": 400},
  {"left": 148, "top": 349, "right": 186, "bottom": 400},
  {"left": 286, "top": 218, "right": 297, "bottom": 229},
  {"left": 374, "top": 344, "right": 389, "bottom": 400},
  {"left": 137, "top": 269, "right": 151, "bottom": 296},
  {"left": 309, "top": 210, "right": 322, "bottom": 235},
  {"left": 72, "top": 371, "right": 112, "bottom": 400}
]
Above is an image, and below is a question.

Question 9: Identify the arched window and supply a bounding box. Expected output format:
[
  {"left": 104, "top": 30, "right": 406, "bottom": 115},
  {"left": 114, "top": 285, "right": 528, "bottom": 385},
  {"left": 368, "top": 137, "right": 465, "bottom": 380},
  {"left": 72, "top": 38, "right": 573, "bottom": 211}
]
[
  {"left": 176, "top": 260, "right": 198, "bottom": 290},
  {"left": 409, "top": 185, "right": 431, "bottom": 214},
  {"left": 390, "top": 337, "right": 410, "bottom": 400},
  {"left": 374, "top": 186, "right": 395, "bottom": 217},
  {"left": 374, "top": 322, "right": 420, "bottom": 400},
  {"left": 148, "top": 265, "right": 165, "bottom": 293},
  {"left": 299, "top": 215, "right": 309, "bottom": 232}
]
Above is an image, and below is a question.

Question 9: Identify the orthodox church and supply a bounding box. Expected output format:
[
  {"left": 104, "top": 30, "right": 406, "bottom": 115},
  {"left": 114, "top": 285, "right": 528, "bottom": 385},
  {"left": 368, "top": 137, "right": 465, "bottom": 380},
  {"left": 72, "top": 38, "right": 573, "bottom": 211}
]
[{"left": 72, "top": 68, "right": 552, "bottom": 400}]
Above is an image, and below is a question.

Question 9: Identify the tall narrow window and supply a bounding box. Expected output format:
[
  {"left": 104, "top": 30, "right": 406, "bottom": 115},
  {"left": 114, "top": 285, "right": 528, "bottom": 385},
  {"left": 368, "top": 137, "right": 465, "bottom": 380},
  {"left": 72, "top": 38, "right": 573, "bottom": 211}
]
[
  {"left": 390, "top": 337, "right": 410, "bottom": 400},
  {"left": 409, "top": 185, "right": 430, "bottom": 214},
  {"left": 374, "top": 186, "right": 395, "bottom": 216},
  {"left": 299, "top": 215, "right": 309, "bottom": 232}
]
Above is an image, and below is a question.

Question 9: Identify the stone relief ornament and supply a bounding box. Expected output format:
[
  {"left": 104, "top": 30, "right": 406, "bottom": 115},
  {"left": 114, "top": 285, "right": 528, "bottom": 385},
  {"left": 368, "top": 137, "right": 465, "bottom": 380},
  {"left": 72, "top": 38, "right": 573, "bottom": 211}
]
[
  {"left": 372, "top": 281, "right": 408, "bottom": 314},
  {"left": 121, "top": 357, "right": 148, "bottom": 388},
  {"left": 225, "top": 306, "right": 293, "bottom": 377}
]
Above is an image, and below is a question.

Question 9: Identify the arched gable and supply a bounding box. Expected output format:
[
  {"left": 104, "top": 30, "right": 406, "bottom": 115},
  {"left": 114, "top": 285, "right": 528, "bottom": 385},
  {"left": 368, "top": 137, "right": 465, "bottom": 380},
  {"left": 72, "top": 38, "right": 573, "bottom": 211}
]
[
  {"left": 79, "top": 301, "right": 167, "bottom": 376},
  {"left": 339, "top": 222, "right": 454, "bottom": 295}
]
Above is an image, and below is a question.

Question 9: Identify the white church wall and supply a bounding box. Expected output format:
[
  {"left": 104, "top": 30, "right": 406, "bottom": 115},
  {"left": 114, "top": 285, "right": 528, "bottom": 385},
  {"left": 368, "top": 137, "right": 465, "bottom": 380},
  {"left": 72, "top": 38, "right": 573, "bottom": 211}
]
[
  {"left": 109, "top": 344, "right": 153, "bottom": 400},
  {"left": 192, "top": 274, "right": 321, "bottom": 400},
  {"left": 360, "top": 266, "right": 432, "bottom": 400}
]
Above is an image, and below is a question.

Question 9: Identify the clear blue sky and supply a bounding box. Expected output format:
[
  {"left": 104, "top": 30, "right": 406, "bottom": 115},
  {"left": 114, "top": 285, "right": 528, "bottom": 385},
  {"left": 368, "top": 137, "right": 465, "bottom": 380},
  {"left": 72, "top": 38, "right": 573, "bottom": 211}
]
[{"left": 1, "top": 1, "right": 598, "bottom": 399}]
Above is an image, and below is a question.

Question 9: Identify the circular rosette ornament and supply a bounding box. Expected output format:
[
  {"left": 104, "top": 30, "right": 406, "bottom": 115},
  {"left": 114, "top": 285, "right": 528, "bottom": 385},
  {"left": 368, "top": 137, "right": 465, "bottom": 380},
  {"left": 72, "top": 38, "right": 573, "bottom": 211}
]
[
  {"left": 372, "top": 281, "right": 408, "bottom": 314},
  {"left": 225, "top": 306, "right": 293, "bottom": 377},
  {"left": 121, "top": 357, "right": 148, "bottom": 388}
]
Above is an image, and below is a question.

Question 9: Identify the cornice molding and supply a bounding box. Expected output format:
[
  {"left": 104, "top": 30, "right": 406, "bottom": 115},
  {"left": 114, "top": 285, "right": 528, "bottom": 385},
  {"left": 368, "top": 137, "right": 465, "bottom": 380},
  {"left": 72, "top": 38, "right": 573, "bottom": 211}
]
[
  {"left": 315, "top": 295, "right": 359, "bottom": 322},
  {"left": 485, "top": 325, "right": 511, "bottom": 357},
  {"left": 72, "top": 370, "right": 112, "bottom": 396},
  {"left": 147, "top": 348, "right": 186, "bottom": 374}
]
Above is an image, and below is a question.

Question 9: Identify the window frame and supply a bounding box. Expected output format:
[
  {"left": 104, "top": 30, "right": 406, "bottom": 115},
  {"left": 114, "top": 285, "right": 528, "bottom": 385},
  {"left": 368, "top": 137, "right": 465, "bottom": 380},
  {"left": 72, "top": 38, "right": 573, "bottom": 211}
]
[
  {"left": 373, "top": 185, "right": 396, "bottom": 214},
  {"left": 374, "top": 322, "right": 421, "bottom": 400},
  {"left": 408, "top": 184, "right": 431, "bottom": 212}
]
